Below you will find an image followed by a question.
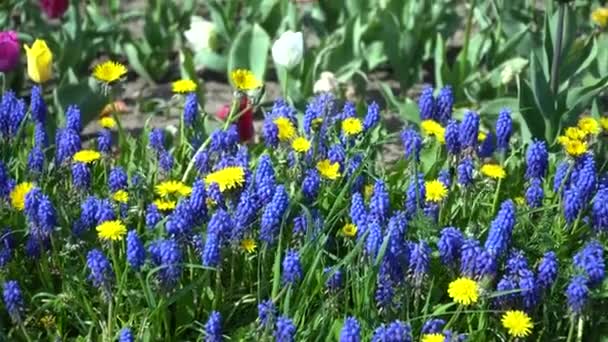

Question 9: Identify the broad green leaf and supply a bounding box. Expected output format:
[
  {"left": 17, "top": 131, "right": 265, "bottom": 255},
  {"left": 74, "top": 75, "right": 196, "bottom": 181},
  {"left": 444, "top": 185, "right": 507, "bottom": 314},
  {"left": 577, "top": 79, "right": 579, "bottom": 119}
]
[
  {"left": 123, "top": 43, "right": 154, "bottom": 83},
  {"left": 53, "top": 80, "right": 107, "bottom": 131},
  {"left": 528, "top": 53, "right": 554, "bottom": 119},
  {"left": 518, "top": 78, "right": 546, "bottom": 141},
  {"left": 193, "top": 49, "right": 228, "bottom": 73},
  {"left": 227, "top": 24, "right": 271, "bottom": 82}
]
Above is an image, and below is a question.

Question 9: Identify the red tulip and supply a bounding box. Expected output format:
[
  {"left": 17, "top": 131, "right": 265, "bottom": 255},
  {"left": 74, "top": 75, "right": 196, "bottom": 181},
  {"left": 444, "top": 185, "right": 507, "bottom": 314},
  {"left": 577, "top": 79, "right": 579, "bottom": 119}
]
[
  {"left": 216, "top": 97, "right": 254, "bottom": 142},
  {"left": 40, "top": 0, "right": 69, "bottom": 19},
  {"left": 0, "top": 31, "right": 20, "bottom": 72}
]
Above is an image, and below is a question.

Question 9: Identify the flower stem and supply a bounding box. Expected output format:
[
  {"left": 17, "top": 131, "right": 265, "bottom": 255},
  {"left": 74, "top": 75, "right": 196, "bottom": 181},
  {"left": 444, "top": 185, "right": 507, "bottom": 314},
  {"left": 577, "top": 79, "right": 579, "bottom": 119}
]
[
  {"left": 106, "top": 297, "right": 114, "bottom": 341},
  {"left": 19, "top": 323, "right": 32, "bottom": 342}
]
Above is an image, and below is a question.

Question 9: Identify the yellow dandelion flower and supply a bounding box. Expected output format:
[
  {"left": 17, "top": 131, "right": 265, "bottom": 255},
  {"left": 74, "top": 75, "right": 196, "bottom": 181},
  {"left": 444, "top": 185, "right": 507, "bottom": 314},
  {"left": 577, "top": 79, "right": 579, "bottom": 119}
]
[
  {"left": 241, "top": 238, "right": 257, "bottom": 253},
  {"left": 578, "top": 116, "right": 600, "bottom": 136},
  {"left": 514, "top": 196, "right": 525, "bottom": 206},
  {"left": 501, "top": 310, "right": 533, "bottom": 338},
  {"left": 10, "top": 182, "right": 34, "bottom": 211},
  {"left": 600, "top": 117, "right": 608, "bottom": 131},
  {"left": 478, "top": 132, "right": 487, "bottom": 142},
  {"left": 155, "top": 180, "right": 192, "bottom": 198},
  {"left": 205, "top": 166, "right": 246, "bottom": 192},
  {"left": 153, "top": 198, "right": 176, "bottom": 211},
  {"left": 591, "top": 7, "right": 608, "bottom": 28},
  {"left": 96, "top": 220, "right": 127, "bottom": 241},
  {"left": 559, "top": 137, "right": 587, "bottom": 157},
  {"left": 481, "top": 164, "right": 506, "bottom": 180},
  {"left": 273, "top": 117, "right": 296, "bottom": 141},
  {"left": 172, "top": 79, "right": 197, "bottom": 94},
  {"left": 73, "top": 150, "right": 101, "bottom": 164},
  {"left": 448, "top": 277, "right": 479, "bottom": 305},
  {"left": 425, "top": 180, "right": 448, "bottom": 202},
  {"left": 420, "top": 119, "right": 445, "bottom": 143},
  {"left": 421, "top": 334, "right": 445, "bottom": 342},
  {"left": 292, "top": 137, "right": 311, "bottom": 153},
  {"left": 316, "top": 159, "right": 341, "bottom": 180},
  {"left": 364, "top": 184, "right": 374, "bottom": 201},
  {"left": 342, "top": 117, "right": 363, "bottom": 136},
  {"left": 112, "top": 190, "right": 129, "bottom": 203},
  {"left": 341, "top": 223, "right": 357, "bottom": 238},
  {"left": 564, "top": 127, "right": 585, "bottom": 141},
  {"left": 92, "top": 61, "right": 127, "bottom": 83},
  {"left": 99, "top": 116, "right": 117, "bottom": 129},
  {"left": 230, "top": 69, "right": 262, "bottom": 91}
]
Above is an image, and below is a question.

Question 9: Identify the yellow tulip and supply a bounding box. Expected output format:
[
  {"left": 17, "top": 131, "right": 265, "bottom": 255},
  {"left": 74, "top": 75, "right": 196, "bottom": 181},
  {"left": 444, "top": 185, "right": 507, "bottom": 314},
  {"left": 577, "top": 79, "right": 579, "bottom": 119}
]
[{"left": 23, "top": 39, "right": 53, "bottom": 83}]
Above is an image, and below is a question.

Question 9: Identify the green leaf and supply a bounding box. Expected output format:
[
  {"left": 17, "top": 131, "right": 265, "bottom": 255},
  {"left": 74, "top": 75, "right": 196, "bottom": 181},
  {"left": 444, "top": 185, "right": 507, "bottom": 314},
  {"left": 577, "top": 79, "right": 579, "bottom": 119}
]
[
  {"left": 528, "top": 52, "right": 554, "bottom": 119},
  {"left": 518, "top": 77, "right": 546, "bottom": 141},
  {"left": 123, "top": 43, "right": 154, "bottom": 83},
  {"left": 53, "top": 80, "right": 107, "bottom": 131},
  {"left": 227, "top": 24, "right": 271, "bottom": 82},
  {"left": 479, "top": 97, "right": 519, "bottom": 119},
  {"left": 193, "top": 49, "right": 228, "bottom": 73}
]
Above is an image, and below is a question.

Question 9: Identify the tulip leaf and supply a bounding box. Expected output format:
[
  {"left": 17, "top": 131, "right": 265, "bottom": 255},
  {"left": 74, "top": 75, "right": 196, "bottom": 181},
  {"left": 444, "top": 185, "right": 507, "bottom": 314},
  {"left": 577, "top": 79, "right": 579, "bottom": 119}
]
[
  {"left": 227, "top": 24, "right": 271, "bottom": 82},
  {"left": 53, "top": 80, "right": 107, "bottom": 132}
]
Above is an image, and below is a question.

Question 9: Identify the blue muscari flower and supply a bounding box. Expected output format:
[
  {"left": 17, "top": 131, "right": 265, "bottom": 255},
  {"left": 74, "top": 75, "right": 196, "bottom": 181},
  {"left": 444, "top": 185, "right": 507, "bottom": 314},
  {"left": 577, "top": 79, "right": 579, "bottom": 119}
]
[
  {"left": 292, "top": 214, "right": 307, "bottom": 237},
  {"left": 458, "top": 111, "right": 479, "bottom": 149},
  {"left": 365, "top": 223, "right": 383, "bottom": 259},
  {"left": 97, "top": 128, "right": 112, "bottom": 153},
  {"left": 436, "top": 85, "right": 453, "bottom": 124},
  {"left": 525, "top": 140, "right": 548, "bottom": 179},
  {"left": 592, "top": 188, "right": 608, "bottom": 232},
  {"left": 255, "top": 155, "right": 276, "bottom": 206},
  {"left": 204, "top": 311, "right": 222, "bottom": 342},
  {"left": 401, "top": 128, "right": 422, "bottom": 161},
  {"left": 483, "top": 200, "right": 516, "bottom": 257},
  {"left": 421, "top": 319, "right": 446, "bottom": 334},
  {"left": 460, "top": 238, "right": 481, "bottom": 276},
  {"left": 24, "top": 236, "right": 42, "bottom": 259},
  {"left": 553, "top": 161, "right": 570, "bottom": 194},
  {"left": 340, "top": 317, "right": 361, "bottom": 342},
  {"left": 260, "top": 185, "right": 289, "bottom": 245},
  {"left": 189, "top": 179, "right": 207, "bottom": 225},
  {"left": 126, "top": 230, "right": 145, "bottom": 272},
  {"left": 262, "top": 116, "right": 279, "bottom": 148},
  {"left": 0, "top": 162, "right": 9, "bottom": 198},
  {"left": 0, "top": 229, "right": 14, "bottom": 268},
  {"left": 202, "top": 232, "right": 221, "bottom": 267},
  {"left": 339, "top": 101, "right": 356, "bottom": 121},
  {"left": 282, "top": 249, "right": 302, "bottom": 285},
  {"left": 159, "top": 150, "right": 174, "bottom": 173},
  {"left": 166, "top": 199, "right": 194, "bottom": 237},
  {"left": 224, "top": 125, "right": 239, "bottom": 149},
  {"left": 27, "top": 147, "right": 44, "bottom": 175},
  {"left": 232, "top": 190, "right": 258, "bottom": 241},
  {"left": 374, "top": 276, "right": 394, "bottom": 310},
  {"left": 95, "top": 199, "right": 115, "bottom": 224},
  {"left": 566, "top": 275, "right": 589, "bottom": 315},
  {"left": 350, "top": 193, "right": 367, "bottom": 236},
  {"left": 118, "top": 327, "right": 134, "bottom": 342},
  {"left": 207, "top": 182, "right": 224, "bottom": 208},
  {"left": 8, "top": 98, "right": 25, "bottom": 138},
  {"left": 423, "top": 203, "right": 439, "bottom": 222},
  {"left": 495, "top": 108, "right": 512, "bottom": 150},
  {"left": 438, "top": 169, "right": 451, "bottom": 188},
  {"left": 369, "top": 180, "right": 390, "bottom": 224},
  {"left": 207, "top": 208, "right": 232, "bottom": 242},
  {"left": 274, "top": 315, "right": 296, "bottom": 342},
  {"left": 457, "top": 157, "right": 474, "bottom": 187},
  {"left": 209, "top": 130, "right": 225, "bottom": 153},
  {"left": 303, "top": 93, "right": 334, "bottom": 135},
  {"left": 328, "top": 143, "right": 346, "bottom": 167},
  {"left": 364, "top": 102, "right": 380, "bottom": 131},
  {"left": 372, "top": 320, "right": 412, "bottom": 342},
  {"left": 195, "top": 150, "right": 210, "bottom": 174},
  {"left": 563, "top": 188, "right": 583, "bottom": 224},
  {"left": 86, "top": 249, "right": 114, "bottom": 295},
  {"left": 505, "top": 250, "right": 529, "bottom": 276},
  {"left": 183, "top": 93, "right": 198, "bottom": 126},
  {"left": 445, "top": 120, "right": 460, "bottom": 155},
  {"left": 37, "top": 195, "right": 56, "bottom": 236},
  {"left": 2, "top": 280, "right": 24, "bottom": 323},
  {"left": 325, "top": 267, "right": 343, "bottom": 292},
  {"left": 408, "top": 240, "right": 431, "bottom": 285},
  {"left": 474, "top": 249, "right": 497, "bottom": 278},
  {"left": 519, "top": 269, "right": 538, "bottom": 309},
  {"left": 65, "top": 105, "right": 81, "bottom": 132},
  {"left": 573, "top": 240, "right": 605, "bottom": 287},
  {"left": 24, "top": 188, "right": 42, "bottom": 224},
  {"left": 71, "top": 162, "right": 90, "bottom": 190},
  {"left": 0, "top": 91, "right": 15, "bottom": 137},
  {"left": 109, "top": 167, "right": 128, "bottom": 192},
  {"left": 34, "top": 122, "right": 47, "bottom": 147},
  {"left": 386, "top": 212, "right": 408, "bottom": 277},
  {"left": 573, "top": 155, "right": 596, "bottom": 203},
  {"left": 79, "top": 196, "right": 99, "bottom": 228},
  {"left": 258, "top": 299, "right": 276, "bottom": 328},
  {"left": 438, "top": 227, "right": 463, "bottom": 265},
  {"left": 146, "top": 204, "right": 162, "bottom": 229},
  {"left": 418, "top": 86, "right": 435, "bottom": 121},
  {"left": 348, "top": 154, "right": 365, "bottom": 193},
  {"left": 405, "top": 174, "right": 425, "bottom": 217},
  {"left": 30, "top": 85, "right": 46, "bottom": 123},
  {"left": 537, "top": 251, "right": 558, "bottom": 290},
  {"left": 148, "top": 128, "right": 165, "bottom": 153},
  {"left": 495, "top": 274, "right": 518, "bottom": 308},
  {"left": 477, "top": 132, "right": 495, "bottom": 158},
  {"left": 55, "top": 128, "right": 81, "bottom": 164},
  {"left": 302, "top": 169, "right": 321, "bottom": 202},
  {"left": 525, "top": 178, "right": 544, "bottom": 208},
  {"left": 148, "top": 239, "right": 182, "bottom": 288}
]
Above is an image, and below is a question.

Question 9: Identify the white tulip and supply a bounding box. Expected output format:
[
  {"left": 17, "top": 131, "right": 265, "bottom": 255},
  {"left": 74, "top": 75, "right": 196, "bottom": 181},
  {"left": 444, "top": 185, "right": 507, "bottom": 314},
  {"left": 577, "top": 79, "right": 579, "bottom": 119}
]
[
  {"left": 271, "top": 31, "right": 304, "bottom": 70},
  {"left": 313, "top": 71, "right": 338, "bottom": 93},
  {"left": 184, "top": 16, "right": 218, "bottom": 52}
]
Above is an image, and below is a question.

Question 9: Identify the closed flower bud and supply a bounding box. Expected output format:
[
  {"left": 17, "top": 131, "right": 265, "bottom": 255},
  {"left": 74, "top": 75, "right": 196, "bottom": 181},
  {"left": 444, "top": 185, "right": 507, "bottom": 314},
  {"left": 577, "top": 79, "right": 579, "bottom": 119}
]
[
  {"left": 39, "top": 0, "right": 69, "bottom": 19},
  {"left": 0, "top": 31, "right": 20, "bottom": 72},
  {"left": 271, "top": 31, "right": 304, "bottom": 70},
  {"left": 184, "top": 16, "right": 218, "bottom": 52},
  {"left": 23, "top": 39, "right": 53, "bottom": 83}
]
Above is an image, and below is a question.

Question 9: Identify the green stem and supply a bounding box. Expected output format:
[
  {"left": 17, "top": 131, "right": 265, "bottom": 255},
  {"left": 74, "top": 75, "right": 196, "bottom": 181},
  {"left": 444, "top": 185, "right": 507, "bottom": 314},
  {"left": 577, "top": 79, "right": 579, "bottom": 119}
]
[
  {"left": 107, "top": 297, "right": 114, "bottom": 341},
  {"left": 566, "top": 315, "right": 575, "bottom": 342},
  {"left": 282, "top": 67, "right": 289, "bottom": 102},
  {"left": 491, "top": 178, "right": 502, "bottom": 215},
  {"left": 576, "top": 316, "right": 584, "bottom": 342},
  {"left": 19, "top": 323, "right": 32, "bottom": 342}
]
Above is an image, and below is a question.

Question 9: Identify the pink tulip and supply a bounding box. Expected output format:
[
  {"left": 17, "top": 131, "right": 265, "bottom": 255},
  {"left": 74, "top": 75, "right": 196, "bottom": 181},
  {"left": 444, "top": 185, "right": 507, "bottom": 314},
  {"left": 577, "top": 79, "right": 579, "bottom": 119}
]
[
  {"left": 40, "top": 0, "right": 69, "bottom": 19},
  {"left": 0, "top": 31, "right": 20, "bottom": 72}
]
